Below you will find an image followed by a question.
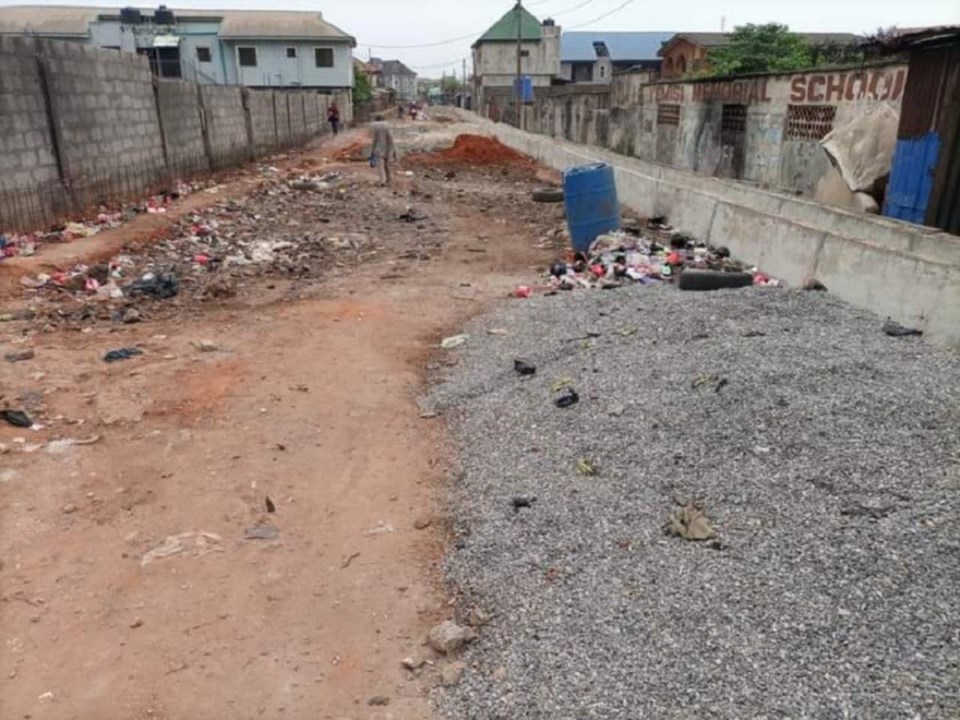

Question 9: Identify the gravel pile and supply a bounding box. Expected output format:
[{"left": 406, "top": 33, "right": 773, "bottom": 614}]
[{"left": 429, "top": 286, "right": 960, "bottom": 720}]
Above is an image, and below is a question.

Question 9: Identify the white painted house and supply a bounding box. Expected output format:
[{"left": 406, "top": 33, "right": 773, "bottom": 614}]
[{"left": 0, "top": 5, "right": 356, "bottom": 91}]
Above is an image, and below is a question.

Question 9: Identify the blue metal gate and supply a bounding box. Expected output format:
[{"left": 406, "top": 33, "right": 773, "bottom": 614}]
[{"left": 884, "top": 132, "right": 941, "bottom": 224}]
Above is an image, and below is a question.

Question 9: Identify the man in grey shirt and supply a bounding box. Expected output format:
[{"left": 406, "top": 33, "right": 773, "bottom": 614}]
[{"left": 370, "top": 119, "right": 398, "bottom": 185}]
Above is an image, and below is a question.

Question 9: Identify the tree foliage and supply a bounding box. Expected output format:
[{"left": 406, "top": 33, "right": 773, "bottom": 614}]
[
  {"left": 353, "top": 68, "right": 373, "bottom": 103},
  {"left": 708, "top": 23, "right": 813, "bottom": 76}
]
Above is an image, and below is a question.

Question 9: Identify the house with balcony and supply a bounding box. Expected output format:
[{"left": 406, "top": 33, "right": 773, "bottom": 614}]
[{"left": 0, "top": 5, "right": 356, "bottom": 91}]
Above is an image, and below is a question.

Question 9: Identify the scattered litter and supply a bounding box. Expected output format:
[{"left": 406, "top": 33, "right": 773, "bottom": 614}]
[
  {"left": 45, "top": 436, "right": 101, "bottom": 455},
  {"left": 441, "top": 334, "right": 469, "bottom": 349},
  {"left": 486, "top": 328, "right": 509, "bottom": 336},
  {"left": 577, "top": 458, "right": 600, "bottom": 476},
  {"left": 125, "top": 271, "right": 179, "bottom": 300},
  {"left": 513, "top": 359, "right": 536, "bottom": 376},
  {"left": 554, "top": 387, "right": 580, "bottom": 408},
  {"left": 366, "top": 521, "right": 395, "bottom": 535},
  {"left": 141, "top": 531, "right": 223, "bottom": 566},
  {"left": 0, "top": 410, "right": 32, "bottom": 428},
  {"left": 265, "top": 496, "right": 276, "bottom": 513},
  {"left": 341, "top": 552, "right": 361, "bottom": 569},
  {"left": 244, "top": 526, "right": 279, "bottom": 541},
  {"left": 514, "top": 285, "right": 533, "bottom": 299},
  {"left": 882, "top": 319, "right": 923, "bottom": 337},
  {"left": 104, "top": 347, "right": 144, "bottom": 363},
  {"left": 401, "top": 657, "right": 426, "bottom": 671},
  {"left": 511, "top": 496, "right": 537, "bottom": 512},
  {"left": 666, "top": 504, "right": 718, "bottom": 541},
  {"left": 368, "top": 696, "right": 390, "bottom": 707},
  {"left": 194, "top": 340, "right": 219, "bottom": 353},
  {"left": 4, "top": 349, "right": 34, "bottom": 362}
]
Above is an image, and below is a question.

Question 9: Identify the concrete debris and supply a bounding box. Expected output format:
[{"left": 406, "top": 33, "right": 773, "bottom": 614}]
[
  {"left": 427, "top": 620, "right": 477, "bottom": 655},
  {"left": 441, "top": 661, "right": 466, "bottom": 687},
  {"left": 141, "top": 531, "right": 222, "bottom": 566}
]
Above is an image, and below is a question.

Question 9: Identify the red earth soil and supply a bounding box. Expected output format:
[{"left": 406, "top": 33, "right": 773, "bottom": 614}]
[{"left": 410, "top": 134, "right": 533, "bottom": 166}]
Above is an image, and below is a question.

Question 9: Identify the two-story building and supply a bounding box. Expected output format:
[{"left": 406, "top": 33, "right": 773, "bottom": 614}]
[
  {"left": 0, "top": 5, "right": 356, "bottom": 91},
  {"left": 369, "top": 58, "right": 417, "bottom": 102},
  {"left": 472, "top": 5, "right": 561, "bottom": 114}
]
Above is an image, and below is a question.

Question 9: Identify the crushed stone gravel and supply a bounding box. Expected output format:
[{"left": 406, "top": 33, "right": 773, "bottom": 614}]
[{"left": 429, "top": 285, "right": 960, "bottom": 720}]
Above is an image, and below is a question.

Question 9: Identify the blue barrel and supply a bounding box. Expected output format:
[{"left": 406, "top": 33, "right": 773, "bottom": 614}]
[{"left": 563, "top": 164, "right": 620, "bottom": 253}]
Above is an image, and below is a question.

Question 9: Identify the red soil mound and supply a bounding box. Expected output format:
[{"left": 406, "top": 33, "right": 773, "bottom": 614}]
[{"left": 411, "top": 134, "right": 531, "bottom": 166}]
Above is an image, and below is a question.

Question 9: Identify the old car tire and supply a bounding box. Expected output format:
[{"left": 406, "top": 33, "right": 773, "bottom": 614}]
[
  {"left": 532, "top": 187, "right": 564, "bottom": 203},
  {"left": 677, "top": 270, "right": 755, "bottom": 291}
]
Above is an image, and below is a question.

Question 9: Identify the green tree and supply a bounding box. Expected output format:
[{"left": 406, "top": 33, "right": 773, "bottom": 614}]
[
  {"left": 353, "top": 68, "right": 373, "bottom": 103},
  {"left": 708, "top": 23, "right": 812, "bottom": 76}
]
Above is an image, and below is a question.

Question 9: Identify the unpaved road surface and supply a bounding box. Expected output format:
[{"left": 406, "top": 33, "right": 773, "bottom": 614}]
[{"left": 0, "top": 121, "right": 561, "bottom": 719}]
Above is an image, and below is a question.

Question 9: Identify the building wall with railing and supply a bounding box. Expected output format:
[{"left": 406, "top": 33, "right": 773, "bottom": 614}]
[{"left": 0, "top": 38, "right": 351, "bottom": 233}]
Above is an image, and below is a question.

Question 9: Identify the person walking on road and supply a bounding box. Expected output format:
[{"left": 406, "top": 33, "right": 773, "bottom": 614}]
[
  {"left": 370, "top": 118, "right": 398, "bottom": 185},
  {"left": 327, "top": 103, "right": 341, "bottom": 135}
]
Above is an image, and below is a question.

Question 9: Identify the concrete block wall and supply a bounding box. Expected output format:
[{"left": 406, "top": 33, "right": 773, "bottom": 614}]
[
  {"left": 245, "top": 89, "right": 278, "bottom": 153},
  {"left": 156, "top": 79, "right": 208, "bottom": 177},
  {"left": 462, "top": 111, "right": 960, "bottom": 347},
  {"left": 287, "top": 93, "right": 307, "bottom": 144},
  {"left": 275, "top": 93, "right": 292, "bottom": 147},
  {"left": 39, "top": 39, "right": 165, "bottom": 207},
  {"left": 0, "top": 39, "right": 340, "bottom": 232},
  {"left": 304, "top": 93, "right": 321, "bottom": 136},
  {"left": 199, "top": 85, "right": 250, "bottom": 168},
  {"left": 0, "top": 36, "right": 65, "bottom": 227}
]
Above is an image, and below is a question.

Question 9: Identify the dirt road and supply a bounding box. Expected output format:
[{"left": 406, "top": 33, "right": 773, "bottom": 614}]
[{"left": 0, "top": 123, "right": 561, "bottom": 719}]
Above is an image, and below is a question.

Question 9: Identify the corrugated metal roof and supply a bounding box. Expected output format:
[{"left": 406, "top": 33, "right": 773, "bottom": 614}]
[
  {"left": 475, "top": 6, "right": 543, "bottom": 45},
  {"left": 0, "top": 5, "right": 354, "bottom": 43},
  {"left": 561, "top": 31, "right": 676, "bottom": 62},
  {"left": 216, "top": 11, "right": 352, "bottom": 42},
  {"left": 0, "top": 6, "right": 100, "bottom": 37},
  {"left": 380, "top": 60, "right": 415, "bottom": 78}
]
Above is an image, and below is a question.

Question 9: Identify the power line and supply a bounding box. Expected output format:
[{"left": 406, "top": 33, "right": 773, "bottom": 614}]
[
  {"left": 360, "top": 0, "right": 601, "bottom": 51},
  {"left": 567, "top": 0, "right": 636, "bottom": 29}
]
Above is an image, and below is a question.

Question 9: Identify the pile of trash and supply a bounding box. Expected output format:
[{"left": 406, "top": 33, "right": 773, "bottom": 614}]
[
  {"left": 13, "top": 170, "right": 378, "bottom": 325},
  {"left": 544, "top": 223, "right": 780, "bottom": 292},
  {"left": 0, "top": 180, "right": 208, "bottom": 260}
]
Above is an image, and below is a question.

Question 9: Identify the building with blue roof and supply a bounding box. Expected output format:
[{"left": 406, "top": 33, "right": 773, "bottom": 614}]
[{"left": 560, "top": 31, "right": 675, "bottom": 84}]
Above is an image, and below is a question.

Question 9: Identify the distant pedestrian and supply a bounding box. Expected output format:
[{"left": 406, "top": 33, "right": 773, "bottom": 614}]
[
  {"left": 370, "top": 117, "right": 398, "bottom": 185},
  {"left": 327, "top": 103, "right": 340, "bottom": 135}
]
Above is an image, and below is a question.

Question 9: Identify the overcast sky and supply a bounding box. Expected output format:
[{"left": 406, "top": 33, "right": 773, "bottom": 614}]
[{"left": 12, "top": 0, "right": 960, "bottom": 76}]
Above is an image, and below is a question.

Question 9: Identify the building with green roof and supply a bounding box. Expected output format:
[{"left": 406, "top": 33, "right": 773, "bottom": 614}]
[{"left": 472, "top": 4, "right": 561, "bottom": 116}]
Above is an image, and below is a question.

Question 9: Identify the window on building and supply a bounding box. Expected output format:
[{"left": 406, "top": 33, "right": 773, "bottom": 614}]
[
  {"left": 678, "top": 56, "right": 687, "bottom": 74},
  {"left": 657, "top": 104, "right": 681, "bottom": 126},
  {"left": 286, "top": 47, "right": 297, "bottom": 59},
  {"left": 238, "top": 47, "right": 257, "bottom": 67},
  {"left": 196, "top": 46, "right": 212, "bottom": 63},
  {"left": 600, "top": 65, "right": 606, "bottom": 79},
  {"left": 520, "top": 49, "right": 530, "bottom": 58},
  {"left": 784, "top": 104, "right": 836, "bottom": 141},
  {"left": 315, "top": 47, "right": 334, "bottom": 68},
  {"left": 721, "top": 104, "right": 747, "bottom": 133}
]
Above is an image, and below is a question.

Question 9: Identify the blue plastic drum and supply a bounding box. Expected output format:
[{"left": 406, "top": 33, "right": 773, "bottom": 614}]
[{"left": 563, "top": 163, "right": 620, "bottom": 253}]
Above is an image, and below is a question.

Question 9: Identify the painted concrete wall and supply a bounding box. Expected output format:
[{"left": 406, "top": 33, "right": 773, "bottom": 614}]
[
  {"left": 461, "top": 109, "right": 960, "bottom": 347},
  {"left": 474, "top": 25, "right": 561, "bottom": 109},
  {"left": 0, "top": 40, "right": 346, "bottom": 233},
  {"left": 520, "top": 61, "right": 908, "bottom": 199},
  {"left": 224, "top": 40, "right": 353, "bottom": 89}
]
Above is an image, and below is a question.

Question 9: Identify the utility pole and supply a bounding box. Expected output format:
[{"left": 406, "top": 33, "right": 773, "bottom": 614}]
[
  {"left": 512, "top": 0, "right": 523, "bottom": 127},
  {"left": 462, "top": 57, "right": 467, "bottom": 108}
]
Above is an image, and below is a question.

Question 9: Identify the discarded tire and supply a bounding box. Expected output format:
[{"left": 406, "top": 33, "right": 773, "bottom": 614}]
[
  {"left": 532, "top": 187, "right": 564, "bottom": 203},
  {"left": 677, "top": 270, "right": 754, "bottom": 291}
]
